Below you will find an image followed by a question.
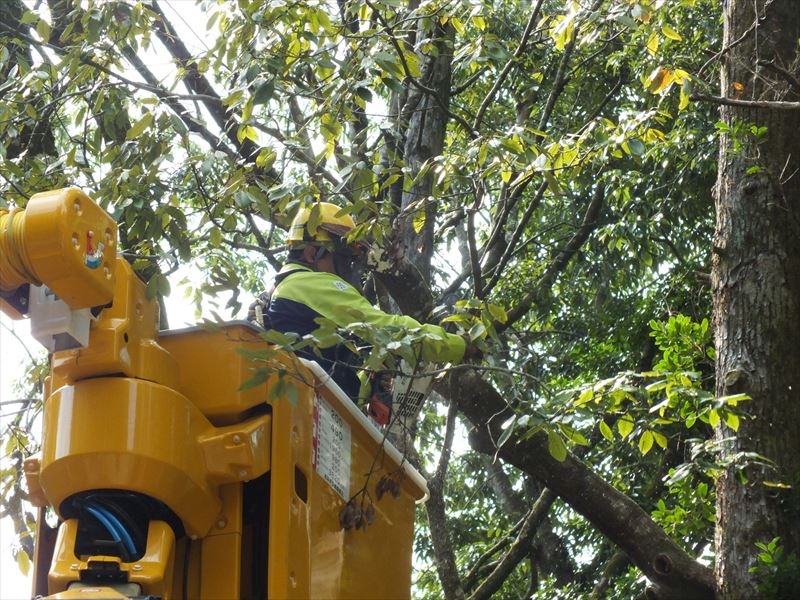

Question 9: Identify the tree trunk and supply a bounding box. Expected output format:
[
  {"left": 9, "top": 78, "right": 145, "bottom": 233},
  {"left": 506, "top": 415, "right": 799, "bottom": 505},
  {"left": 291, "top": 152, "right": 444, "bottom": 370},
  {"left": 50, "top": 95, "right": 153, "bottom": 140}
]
[{"left": 713, "top": 1, "right": 800, "bottom": 597}]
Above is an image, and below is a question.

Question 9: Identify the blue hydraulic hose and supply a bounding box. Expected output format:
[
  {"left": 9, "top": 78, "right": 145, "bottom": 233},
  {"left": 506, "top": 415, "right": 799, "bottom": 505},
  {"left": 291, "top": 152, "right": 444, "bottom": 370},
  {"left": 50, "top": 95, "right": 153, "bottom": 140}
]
[
  {"left": 85, "top": 504, "right": 137, "bottom": 558},
  {"left": 89, "top": 504, "right": 138, "bottom": 557}
]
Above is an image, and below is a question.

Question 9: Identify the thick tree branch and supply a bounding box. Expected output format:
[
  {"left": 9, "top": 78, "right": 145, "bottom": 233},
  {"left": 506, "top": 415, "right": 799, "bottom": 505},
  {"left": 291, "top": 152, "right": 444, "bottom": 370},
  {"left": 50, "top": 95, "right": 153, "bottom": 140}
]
[
  {"left": 446, "top": 370, "right": 715, "bottom": 599},
  {"left": 468, "top": 488, "right": 556, "bottom": 600},
  {"left": 472, "top": 0, "right": 546, "bottom": 130},
  {"left": 483, "top": 181, "right": 547, "bottom": 296},
  {"left": 149, "top": 0, "right": 261, "bottom": 161},
  {"left": 503, "top": 183, "right": 605, "bottom": 330},
  {"left": 425, "top": 399, "right": 466, "bottom": 600},
  {"left": 691, "top": 92, "right": 800, "bottom": 110}
]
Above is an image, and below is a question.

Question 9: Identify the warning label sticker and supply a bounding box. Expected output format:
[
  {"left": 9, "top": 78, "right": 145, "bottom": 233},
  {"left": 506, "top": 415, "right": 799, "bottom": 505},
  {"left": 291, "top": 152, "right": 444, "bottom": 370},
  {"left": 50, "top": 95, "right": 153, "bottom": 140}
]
[{"left": 312, "top": 395, "right": 351, "bottom": 500}]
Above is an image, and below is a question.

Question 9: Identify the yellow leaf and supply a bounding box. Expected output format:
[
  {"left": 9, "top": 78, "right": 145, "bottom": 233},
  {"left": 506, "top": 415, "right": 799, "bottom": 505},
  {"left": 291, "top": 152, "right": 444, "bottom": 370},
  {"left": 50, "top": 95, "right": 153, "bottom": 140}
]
[
  {"left": 679, "top": 89, "right": 690, "bottom": 110},
  {"left": 725, "top": 413, "right": 740, "bottom": 431},
  {"left": 576, "top": 388, "right": 594, "bottom": 406},
  {"left": 16, "top": 549, "right": 30, "bottom": 576},
  {"left": 661, "top": 24, "right": 683, "bottom": 42},
  {"left": 646, "top": 32, "right": 660, "bottom": 57},
  {"left": 286, "top": 36, "right": 301, "bottom": 65},
  {"left": 237, "top": 125, "right": 258, "bottom": 144},
  {"left": 412, "top": 208, "right": 426, "bottom": 233},
  {"left": 358, "top": 4, "right": 371, "bottom": 21},
  {"left": 472, "top": 15, "right": 486, "bottom": 31},
  {"left": 652, "top": 431, "right": 668, "bottom": 449},
  {"left": 646, "top": 67, "right": 672, "bottom": 94},
  {"left": 673, "top": 68, "right": 691, "bottom": 83}
]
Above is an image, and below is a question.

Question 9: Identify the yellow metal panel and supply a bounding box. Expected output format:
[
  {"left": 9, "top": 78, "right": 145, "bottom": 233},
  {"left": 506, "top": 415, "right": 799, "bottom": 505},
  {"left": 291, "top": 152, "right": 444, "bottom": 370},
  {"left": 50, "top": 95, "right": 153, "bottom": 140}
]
[
  {"left": 265, "top": 359, "right": 424, "bottom": 599},
  {"left": 50, "top": 259, "right": 178, "bottom": 388},
  {"left": 305, "top": 383, "right": 419, "bottom": 599},
  {"left": 40, "top": 377, "right": 221, "bottom": 537},
  {"left": 40, "top": 376, "right": 272, "bottom": 538},
  {"left": 198, "top": 417, "right": 271, "bottom": 483},
  {"left": 158, "top": 322, "right": 304, "bottom": 424},
  {"left": 267, "top": 373, "right": 315, "bottom": 600},
  {"left": 199, "top": 485, "right": 242, "bottom": 599},
  {"left": 127, "top": 521, "right": 176, "bottom": 598}
]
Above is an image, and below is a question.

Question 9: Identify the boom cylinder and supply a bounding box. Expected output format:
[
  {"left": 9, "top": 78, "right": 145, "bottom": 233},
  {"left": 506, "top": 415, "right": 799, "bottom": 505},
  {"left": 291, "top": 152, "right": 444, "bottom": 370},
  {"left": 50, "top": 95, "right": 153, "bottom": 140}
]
[{"left": 0, "top": 207, "right": 41, "bottom": 291}]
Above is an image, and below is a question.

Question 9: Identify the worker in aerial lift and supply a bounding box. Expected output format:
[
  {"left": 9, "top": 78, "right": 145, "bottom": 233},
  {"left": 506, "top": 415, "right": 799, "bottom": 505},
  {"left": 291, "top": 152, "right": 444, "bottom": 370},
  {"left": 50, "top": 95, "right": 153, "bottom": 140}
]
[{"left": 248, "top": 202, "right": 469, "bottom": 424}]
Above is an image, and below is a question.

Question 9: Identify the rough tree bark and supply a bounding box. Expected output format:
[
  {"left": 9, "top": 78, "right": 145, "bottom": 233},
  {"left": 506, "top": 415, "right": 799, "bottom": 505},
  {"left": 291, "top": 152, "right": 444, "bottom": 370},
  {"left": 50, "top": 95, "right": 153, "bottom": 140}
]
[{"left": 712, "top": 0, "right": 800, "bottom": 597}]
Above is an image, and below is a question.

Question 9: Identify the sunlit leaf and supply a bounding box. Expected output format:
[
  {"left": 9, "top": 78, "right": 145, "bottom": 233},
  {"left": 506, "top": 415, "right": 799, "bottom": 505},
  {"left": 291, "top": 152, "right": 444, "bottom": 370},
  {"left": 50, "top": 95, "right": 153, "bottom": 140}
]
[
  {"left": 618, "top": 415, "right": 634, "bottom": 439},
  {"left": 547, "top": 429, "right": 567, "bottom": 462},
  {"left": 661, "top": 24, "right": 683, "bottom": 41},
  {"left": 639, "top": 430, "right": 654, "bottom": 455}
]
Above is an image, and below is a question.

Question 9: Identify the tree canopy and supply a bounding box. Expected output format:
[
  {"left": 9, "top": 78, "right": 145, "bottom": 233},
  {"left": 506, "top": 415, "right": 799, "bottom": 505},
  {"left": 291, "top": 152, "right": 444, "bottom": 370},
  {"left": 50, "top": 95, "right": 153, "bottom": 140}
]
[{"left": 2, "top": 0, "right": 798, "bottom": 597}]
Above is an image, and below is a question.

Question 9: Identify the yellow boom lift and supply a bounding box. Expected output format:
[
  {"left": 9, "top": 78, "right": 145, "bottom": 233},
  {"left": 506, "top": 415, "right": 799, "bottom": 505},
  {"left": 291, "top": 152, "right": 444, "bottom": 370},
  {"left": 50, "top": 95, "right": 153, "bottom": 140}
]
[{"left": 0, "top": 188, "right": 427, "bottom": 599}]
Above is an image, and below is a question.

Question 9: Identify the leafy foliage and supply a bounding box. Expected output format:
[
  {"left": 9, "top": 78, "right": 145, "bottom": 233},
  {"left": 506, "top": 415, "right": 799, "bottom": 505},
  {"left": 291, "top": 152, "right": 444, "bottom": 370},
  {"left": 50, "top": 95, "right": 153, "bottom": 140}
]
[{"left": 1, "top": 0, "right": 763, "bottom": 597}]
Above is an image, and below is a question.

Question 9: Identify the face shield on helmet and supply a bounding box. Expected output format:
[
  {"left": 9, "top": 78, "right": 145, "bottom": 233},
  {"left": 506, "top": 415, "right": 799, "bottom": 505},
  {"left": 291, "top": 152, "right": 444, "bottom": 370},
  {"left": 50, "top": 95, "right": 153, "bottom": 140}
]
[{"left": 330, "top": 237, "right": 368, "bottom": 291}]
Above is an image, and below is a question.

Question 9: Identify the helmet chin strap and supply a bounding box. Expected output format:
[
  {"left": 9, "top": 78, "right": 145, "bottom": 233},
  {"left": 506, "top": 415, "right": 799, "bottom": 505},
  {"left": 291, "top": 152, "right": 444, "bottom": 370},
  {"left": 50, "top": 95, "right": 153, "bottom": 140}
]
[{"left": 312, "top": 245, "right": 330, "bottom": 273}]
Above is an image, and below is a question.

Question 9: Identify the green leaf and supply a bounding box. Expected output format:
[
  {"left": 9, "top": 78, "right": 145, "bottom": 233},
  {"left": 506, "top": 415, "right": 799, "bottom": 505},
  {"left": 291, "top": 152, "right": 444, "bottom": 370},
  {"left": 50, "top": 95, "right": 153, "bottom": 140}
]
[
  {"left": 652, "top": 431, "right": 668, "bottom": 449},
  {"left": 253, "top": 80, "right": 275, "bottom": 105},
  {"left": 599, "top": 420, "right": 614, "bottom": 441},
  {"left": 638, "top": 430, "right": 654, "bottom": 455},
  {"left": 285, "top": 381, "right": 299, "bottom": 406},
  {"left": 617, "top": 415, "right": 634, "bottom": 439},
  {"left": 559, "top": 423, "right": 589, "bottom": 446},
  {"left": 126, "top": 112, "right": 154, "bottom": 140},
  {"left": 36, "top": 18, "right": 51, "bottom": 43},
  {"left": 709, "top": 408, "right": 720, "bottom": 428},
  {"left": 239, "top": 369, "right": 269, "bottom": 391},
  {"left": 306, "top": 203, "right": 321, "bottom": 236},
  {"left": 497, "top": 415, "right": 516, "bottom": 449},
  {"left": 487, "top": 303, "right": 508, "bottom": 324},
  {"left": 547, "top": 429, "right": 567, "bottom": 462},
  {"left": 468, "top": 322, "right": 486, "bottom": 340},
  {"left": 628, "top": 139, "right": 645, "bottom": 156}
]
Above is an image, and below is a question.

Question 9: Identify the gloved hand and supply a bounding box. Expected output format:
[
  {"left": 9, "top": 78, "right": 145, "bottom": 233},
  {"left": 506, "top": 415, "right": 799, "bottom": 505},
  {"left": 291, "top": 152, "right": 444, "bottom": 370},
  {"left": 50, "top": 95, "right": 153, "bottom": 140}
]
[
  {"left": 367, "top": 371, "right": 394, "bottom": 426},
  {"left": 247, "top": 290, "right": 272, "bottom": 328}
]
